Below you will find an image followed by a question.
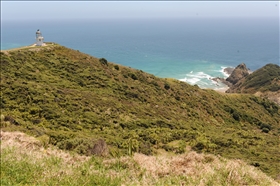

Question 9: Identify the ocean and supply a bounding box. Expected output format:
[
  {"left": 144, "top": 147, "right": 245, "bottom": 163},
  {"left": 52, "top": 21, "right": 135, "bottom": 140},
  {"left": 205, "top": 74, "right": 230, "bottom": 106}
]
[{"left": 1, "top": 18, "right": 279, "bottom": 90}]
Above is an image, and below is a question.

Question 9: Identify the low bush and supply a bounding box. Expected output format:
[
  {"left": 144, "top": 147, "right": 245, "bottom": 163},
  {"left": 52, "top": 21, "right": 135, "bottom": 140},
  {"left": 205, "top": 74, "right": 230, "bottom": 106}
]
[{"left": 99, "top": 58, "right": 108, "bottom": 66}]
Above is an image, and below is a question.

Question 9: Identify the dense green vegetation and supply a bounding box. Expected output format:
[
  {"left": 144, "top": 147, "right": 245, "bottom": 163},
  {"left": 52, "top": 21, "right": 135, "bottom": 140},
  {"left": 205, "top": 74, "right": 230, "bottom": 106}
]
[{"left": 1, "top": 45, "right": 279, "bottom": 179}]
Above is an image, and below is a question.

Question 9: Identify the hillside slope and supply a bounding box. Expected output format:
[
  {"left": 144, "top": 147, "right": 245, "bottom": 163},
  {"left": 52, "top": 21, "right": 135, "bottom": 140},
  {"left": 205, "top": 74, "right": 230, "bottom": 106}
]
[
  {"left": 226, "top": 63, "right": 280, "bottom": 105},
  {"left": 1, "top": 130, "right": 278, "bottom": 186},
  {"left": 1, "top": 44, "right": 279, "bottom": 178}
]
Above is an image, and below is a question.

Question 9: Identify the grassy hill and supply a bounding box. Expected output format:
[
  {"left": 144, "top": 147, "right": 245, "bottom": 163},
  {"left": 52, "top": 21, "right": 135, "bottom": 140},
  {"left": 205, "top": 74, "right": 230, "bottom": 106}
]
[{"left": 1, "top": 44, "right": 279, "bottom": 179}]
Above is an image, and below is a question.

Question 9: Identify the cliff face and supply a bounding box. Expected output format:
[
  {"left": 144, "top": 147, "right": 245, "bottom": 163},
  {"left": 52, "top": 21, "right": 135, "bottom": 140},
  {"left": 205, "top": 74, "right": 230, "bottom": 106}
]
[{"left": 225, "top": 63, "right": 249, "bottom": 86}]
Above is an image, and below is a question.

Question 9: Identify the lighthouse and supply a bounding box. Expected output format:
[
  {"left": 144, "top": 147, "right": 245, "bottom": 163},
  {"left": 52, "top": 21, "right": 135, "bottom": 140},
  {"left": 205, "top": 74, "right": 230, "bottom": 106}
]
[{"left": 35, "top": 29, "right": 44, "bottom": 46}]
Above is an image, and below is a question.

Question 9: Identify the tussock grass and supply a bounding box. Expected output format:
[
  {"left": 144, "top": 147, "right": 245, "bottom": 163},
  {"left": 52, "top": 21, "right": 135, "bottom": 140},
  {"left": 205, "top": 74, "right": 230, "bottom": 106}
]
[
  {"left": 1, "top": 131, "right": 278, "bottom": 186},
  {"left": 133, "top": 152, "right": 278, "bottom": 185}
]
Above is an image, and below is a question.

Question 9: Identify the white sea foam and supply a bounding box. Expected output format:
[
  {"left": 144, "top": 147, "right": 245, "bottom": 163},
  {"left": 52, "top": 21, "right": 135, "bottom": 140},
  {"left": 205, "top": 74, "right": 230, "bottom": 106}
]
[
  {"left": 180, "top": 71, "right": 217, "bottom": 87},
  {"left": 213, "top": 66, "right": 231, "bottom": 78},
  {"left": 220, "top": 66, "right": 232, "bottom": 78},
  {"left": 178, "top": 68, "right": 234, "bottom": 90},
  {"left": 186, "top": 72, "right": 212, "bottom": 81},
  {"left": 186, "top": 77, "right": 201, "bottom": 84}
]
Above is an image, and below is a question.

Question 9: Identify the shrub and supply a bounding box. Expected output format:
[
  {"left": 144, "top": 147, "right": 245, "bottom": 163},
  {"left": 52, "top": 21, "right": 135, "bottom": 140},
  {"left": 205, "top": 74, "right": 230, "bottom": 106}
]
[
  {"left": 114, "top": 65, "right": 119, "bottom": 70},
  {"left": 4, "top": 115, "right": 15, "bottom": 123},
  {"left": 252, "top": 162, "right": 260, "bottom": 167},
  {"left": 260, "top": 123, "right": 272, "bottom": 131},
  {"left": 0, "top": 97, "right": 5, "bottom": 108},
  {"left": 193, "top": 142, "right": 205, "bottom": 151},
  {"left": 123, "top": 74, "right": 128, "bottom": 78},
  {"left": 99, "top": 58, "right": 108, "bottom": 66},
  {"left": 129, "top": 73, "right": 138, "bottom": 80},
  {"left": 32, "top": 119, "right": 41, "bottom": 124},
  {"left": 89, "top": 139, "right": 109, "bottom": 157},
  {"left": 164, "top": 83, "right": 170, "bottom": 90},
  {"left": 4, "top": 115, "right": 19, "bottom": 125},
  {"left": 30, "top": 107, "right": 41, "bottom": 115},
  {"left": 151, "top": 81, "right": 159, "bottom": 87},
  {"left": 262, "top": 128, "right": 270, "bottom": 133},
  {"left": 232, "top": 111, "right": 240, "bottom": 121},
  {"left": 139, "top": 142, "right": 153, "bottom": 155}
]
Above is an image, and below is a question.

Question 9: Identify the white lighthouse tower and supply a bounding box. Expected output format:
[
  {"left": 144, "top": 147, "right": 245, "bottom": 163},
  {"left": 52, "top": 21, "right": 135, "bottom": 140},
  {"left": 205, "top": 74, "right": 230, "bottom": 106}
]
[{"left": 35, "top": 29, "right": 44, "bottom": 46}]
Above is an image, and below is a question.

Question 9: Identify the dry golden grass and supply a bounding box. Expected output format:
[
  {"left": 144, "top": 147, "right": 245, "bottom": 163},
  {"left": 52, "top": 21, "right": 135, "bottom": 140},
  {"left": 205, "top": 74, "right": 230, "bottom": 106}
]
[
  {"left": 132, "top": 152, "right": 279, "bottom": 186},
  {"left": 1, "top": 130, "right": 278, "bottom": 186},
  {"left": 0, "top": 130, "right": 89, "bottom": 166}
]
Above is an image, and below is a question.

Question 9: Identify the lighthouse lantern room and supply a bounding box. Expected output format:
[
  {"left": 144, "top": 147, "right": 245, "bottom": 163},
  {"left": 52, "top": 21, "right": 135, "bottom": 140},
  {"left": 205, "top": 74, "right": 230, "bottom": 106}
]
[{"left": 35, "top": 29, "right": 44, "bottom": 46}]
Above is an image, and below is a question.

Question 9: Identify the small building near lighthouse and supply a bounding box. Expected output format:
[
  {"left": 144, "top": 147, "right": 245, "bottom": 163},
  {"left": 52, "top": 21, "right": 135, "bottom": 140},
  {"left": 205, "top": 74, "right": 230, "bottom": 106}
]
[{"left": 35, "top": 29, "right": 44, "bottom": 46}]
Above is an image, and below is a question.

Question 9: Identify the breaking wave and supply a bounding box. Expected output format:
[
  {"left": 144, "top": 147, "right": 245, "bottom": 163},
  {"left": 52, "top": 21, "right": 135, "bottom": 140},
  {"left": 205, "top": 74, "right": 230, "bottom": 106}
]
[{"left": 179, "top": 66, "right": 230, "bottom": 89}]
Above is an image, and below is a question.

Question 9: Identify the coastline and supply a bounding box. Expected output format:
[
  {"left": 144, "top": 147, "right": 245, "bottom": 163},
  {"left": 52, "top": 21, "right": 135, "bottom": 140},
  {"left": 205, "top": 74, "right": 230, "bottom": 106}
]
[
  {"left": 1, "top": 43, "right": 244, "bottom": 95},
  {"left": 214, "top": 86, "right": 229, "bottom": 93},
  {"left": 211, "top": 66, "right": 233, "bottom": 93}
]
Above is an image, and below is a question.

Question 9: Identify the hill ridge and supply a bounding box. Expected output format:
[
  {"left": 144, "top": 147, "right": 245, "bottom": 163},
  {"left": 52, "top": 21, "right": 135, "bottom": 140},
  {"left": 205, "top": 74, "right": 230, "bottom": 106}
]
[{"left": 1, "top": 44, "right": 279, "bottom": 179}]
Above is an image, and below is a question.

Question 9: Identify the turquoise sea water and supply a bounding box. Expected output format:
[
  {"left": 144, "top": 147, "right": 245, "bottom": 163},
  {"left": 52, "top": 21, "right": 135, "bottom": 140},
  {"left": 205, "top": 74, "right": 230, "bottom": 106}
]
[{"left": 1, "top": 18, "right": 279, "bottom": 89}]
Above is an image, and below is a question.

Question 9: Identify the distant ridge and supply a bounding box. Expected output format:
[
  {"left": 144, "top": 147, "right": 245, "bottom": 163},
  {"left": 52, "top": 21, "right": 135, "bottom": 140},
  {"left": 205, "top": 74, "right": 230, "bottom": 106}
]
[
  {"left": 0, "top": 42, "right": 57, "bottom": 52},
  {"left": 1, "top": 44, "right": 279, "bottom": 179}
]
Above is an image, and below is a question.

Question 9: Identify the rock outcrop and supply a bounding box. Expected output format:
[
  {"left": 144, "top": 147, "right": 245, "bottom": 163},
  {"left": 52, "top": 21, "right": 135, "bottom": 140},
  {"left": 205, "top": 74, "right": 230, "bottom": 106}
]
[{"left": 225, "top": 63, "right": 249, "bottom": 86}]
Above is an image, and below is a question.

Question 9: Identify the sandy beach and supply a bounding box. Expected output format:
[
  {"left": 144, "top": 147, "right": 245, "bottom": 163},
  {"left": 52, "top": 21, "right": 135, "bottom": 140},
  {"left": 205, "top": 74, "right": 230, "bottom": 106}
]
[{"left": 214, "top": 86, "right": 229, "bottom": 93}]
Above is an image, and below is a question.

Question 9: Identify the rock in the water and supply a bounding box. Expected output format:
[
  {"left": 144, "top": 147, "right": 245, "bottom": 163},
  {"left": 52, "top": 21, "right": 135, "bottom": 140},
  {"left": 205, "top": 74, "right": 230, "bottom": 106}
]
[{"left": 223, "top": 67, "right": 234, "bottom": 76}]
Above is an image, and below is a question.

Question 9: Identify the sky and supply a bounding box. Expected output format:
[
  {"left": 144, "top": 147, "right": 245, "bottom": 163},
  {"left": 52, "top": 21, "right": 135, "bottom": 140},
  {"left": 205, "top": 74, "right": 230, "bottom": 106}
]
[{"left": 1, "top": 1, "right": 279, "bottom": 21}]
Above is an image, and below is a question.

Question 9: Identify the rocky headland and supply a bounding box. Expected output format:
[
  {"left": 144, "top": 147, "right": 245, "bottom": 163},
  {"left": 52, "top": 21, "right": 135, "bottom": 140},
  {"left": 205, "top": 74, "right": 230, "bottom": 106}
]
[
  {"left": 212, "top": 63, "right": 250, "bottom": 88},
  {"left": 212, "top": 63, "right": 280, "bottom": 105}
]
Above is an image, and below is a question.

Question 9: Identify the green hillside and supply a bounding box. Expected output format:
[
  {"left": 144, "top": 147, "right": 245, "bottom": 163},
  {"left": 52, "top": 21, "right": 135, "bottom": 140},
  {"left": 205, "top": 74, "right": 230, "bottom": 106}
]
[{"left": 1, "top": 44, "right": 279, "bottom": 178}]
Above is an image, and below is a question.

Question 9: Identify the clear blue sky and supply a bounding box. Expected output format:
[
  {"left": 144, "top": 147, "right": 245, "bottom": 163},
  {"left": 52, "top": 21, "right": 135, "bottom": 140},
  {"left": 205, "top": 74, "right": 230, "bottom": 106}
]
[{"left": 1, "top": 1, "right": 279, "bottom": 21}]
